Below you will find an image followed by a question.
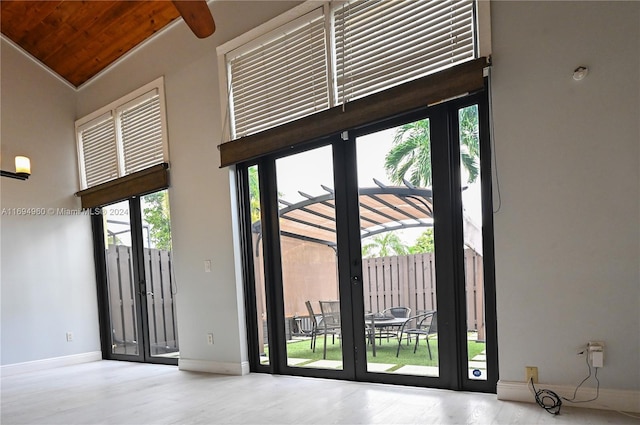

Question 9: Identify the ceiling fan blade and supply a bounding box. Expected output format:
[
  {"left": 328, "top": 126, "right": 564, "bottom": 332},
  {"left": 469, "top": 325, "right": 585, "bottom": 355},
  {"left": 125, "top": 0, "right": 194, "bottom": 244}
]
[{"left": 171, "top": 0, "right": 215, "bottom": 39}]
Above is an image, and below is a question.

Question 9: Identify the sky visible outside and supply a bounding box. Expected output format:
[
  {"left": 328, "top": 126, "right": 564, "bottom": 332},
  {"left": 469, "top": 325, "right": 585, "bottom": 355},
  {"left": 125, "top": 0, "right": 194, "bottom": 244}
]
[{"left": 275, "top": 125, "right": 483, "bottom": 246}]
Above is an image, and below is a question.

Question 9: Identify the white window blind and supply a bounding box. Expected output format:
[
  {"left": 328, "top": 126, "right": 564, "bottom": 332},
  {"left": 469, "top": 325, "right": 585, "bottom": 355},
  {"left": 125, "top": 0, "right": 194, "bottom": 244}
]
[
  {"left": 334, "top": 0, "right": 476, "bottom": 104},
  {"left": 76, "top": 78, "right": 168, "bottom": 190},
  {"left": 119, "top": 91, "right": 164, "bottom": 175},
  {"left": 228, "top": 9, "right": 329, "bottom": 138},
  {"left": 78, "top": 114, "right": 119, "bottom": 188},
  {"left": 221, "top": 0, "right": 478, "bottom": 140}
]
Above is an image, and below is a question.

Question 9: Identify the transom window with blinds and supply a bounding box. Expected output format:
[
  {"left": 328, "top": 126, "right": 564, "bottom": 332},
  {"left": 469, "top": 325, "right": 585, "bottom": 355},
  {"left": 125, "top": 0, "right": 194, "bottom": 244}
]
[
  {"left": 76, "top": 78, "right": 169, "bottom": 190},
  {"left": 219, "top": 0, "right": 478, "bottom": 140}
]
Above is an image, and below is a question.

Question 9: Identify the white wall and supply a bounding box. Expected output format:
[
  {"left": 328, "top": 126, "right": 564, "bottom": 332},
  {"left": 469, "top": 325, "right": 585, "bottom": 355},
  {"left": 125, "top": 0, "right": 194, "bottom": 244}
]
[
  {"left": 491, "top": 1, "right": 639, "bottom": 391},
  {"left": 0, "top": 40, "right": 100, "bottom": 365},
  {"left": 2, "top": 0, "right": 638, "bottom": 398},
  {"left": 75, "top": 1, "right": 300, "bottom": 373}
]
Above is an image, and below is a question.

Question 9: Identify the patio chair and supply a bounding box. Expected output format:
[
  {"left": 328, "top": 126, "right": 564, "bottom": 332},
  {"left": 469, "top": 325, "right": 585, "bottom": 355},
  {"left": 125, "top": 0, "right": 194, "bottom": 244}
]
[
  {"left": 378, "top": 306, "right": 411, "bottom": 343},
  {"left": 396, "top": 310, "right": 437, "bottom": 359},
  {"left": 305, "top": 301, "right": 340, "bottom": 359},
  {"left": 318, "top": 300, "right": 342, "bottom": 360},
  {"left": 305, "top": 301, "right": 321, "bottom": 351}
]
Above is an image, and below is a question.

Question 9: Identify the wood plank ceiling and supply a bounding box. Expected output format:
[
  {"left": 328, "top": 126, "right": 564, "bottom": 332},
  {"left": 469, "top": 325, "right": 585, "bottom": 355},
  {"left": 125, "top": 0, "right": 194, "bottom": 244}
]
[{"left": 0, "top": 1, "right": 182, "bottom": 87}]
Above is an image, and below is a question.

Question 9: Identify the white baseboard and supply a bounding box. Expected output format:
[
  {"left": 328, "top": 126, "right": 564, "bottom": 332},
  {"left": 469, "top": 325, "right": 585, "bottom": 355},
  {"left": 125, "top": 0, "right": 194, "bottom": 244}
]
[
  {"left": 497, "top": 380, "right": 640, "bottom": 413},
  {"left": 178, "top": 358, "right": 250, "bottom": 376},
  {"left": 1, "top": 351, "right": 102, "bottom": 377}
]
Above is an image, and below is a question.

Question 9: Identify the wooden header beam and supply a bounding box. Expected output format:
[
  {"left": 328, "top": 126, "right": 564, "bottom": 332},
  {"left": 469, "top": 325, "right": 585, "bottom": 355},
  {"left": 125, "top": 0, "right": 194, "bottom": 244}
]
[{"left": 75, "top": 163, "right": 170, "bottom": 209}]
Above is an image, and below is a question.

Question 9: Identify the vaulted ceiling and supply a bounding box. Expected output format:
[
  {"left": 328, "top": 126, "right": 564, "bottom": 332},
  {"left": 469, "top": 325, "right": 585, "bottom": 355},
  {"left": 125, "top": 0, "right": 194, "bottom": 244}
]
[{"left": 0, "top": 1, "right": 184, "bottom": 87}]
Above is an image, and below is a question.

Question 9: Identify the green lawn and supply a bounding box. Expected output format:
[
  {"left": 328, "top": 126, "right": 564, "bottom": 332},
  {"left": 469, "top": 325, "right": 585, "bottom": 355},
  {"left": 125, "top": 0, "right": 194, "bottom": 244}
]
[{"left": 275, "top": 334, "right": 485, "bottom": 369}]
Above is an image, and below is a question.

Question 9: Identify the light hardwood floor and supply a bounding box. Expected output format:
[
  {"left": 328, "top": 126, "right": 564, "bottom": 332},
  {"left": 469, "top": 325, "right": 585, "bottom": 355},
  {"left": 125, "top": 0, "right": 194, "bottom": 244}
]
[{"left": 1, "top": 361, "right": 636, "bottom": 424}]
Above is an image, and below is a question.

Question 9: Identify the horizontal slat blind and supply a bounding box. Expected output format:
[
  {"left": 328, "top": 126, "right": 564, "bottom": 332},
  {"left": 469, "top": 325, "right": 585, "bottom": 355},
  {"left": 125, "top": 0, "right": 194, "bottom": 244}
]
[
  {"left": 120, "top": 94, "right": 164, "bottom": 175},
  {"left": 334, "top": 0, "right": 476, "bottom": 103},
  {"left": 76, "top": 80, "right": 168, "bottom": 191},
  {"left": 79, "top": 116, "right": 119, "bottom": 188},
  {"left": 220, "top": 57, "right": 487, "bottom": 167},
  {"left": 228, "top": 10, "right": 329, "bottom": 138}
]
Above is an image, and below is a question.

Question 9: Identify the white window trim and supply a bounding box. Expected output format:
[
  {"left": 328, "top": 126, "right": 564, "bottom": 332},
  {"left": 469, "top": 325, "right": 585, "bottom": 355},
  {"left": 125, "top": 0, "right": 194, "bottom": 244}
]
[{"left": 75, "top": 77, "right": 169, "bottom": 190}]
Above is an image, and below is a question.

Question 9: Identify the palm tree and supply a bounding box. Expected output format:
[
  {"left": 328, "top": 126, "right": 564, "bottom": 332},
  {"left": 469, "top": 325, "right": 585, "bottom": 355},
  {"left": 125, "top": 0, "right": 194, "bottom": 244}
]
[
  {"left": 362, "top": 232, "right": 409, "bottom": 258},
  {"left": 458, "top": 105, "right": 480, "bottom": 183},
  {"left": 384, "top": 105, "right": 480, "bottom": 187},
  {"left": 384, "top": 119, "right": 433, "bottom": 187}
]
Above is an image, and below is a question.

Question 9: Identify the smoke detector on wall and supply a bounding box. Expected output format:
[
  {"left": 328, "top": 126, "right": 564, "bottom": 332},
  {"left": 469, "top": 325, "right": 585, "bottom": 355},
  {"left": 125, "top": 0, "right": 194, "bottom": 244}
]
[{"left": 572, "top": 66, "right": 589, "bottom": 81}]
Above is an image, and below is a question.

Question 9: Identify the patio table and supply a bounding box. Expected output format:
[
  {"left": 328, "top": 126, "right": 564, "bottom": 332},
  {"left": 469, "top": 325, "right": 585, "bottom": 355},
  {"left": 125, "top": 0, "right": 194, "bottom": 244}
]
[{"left": 365, "top": 314, "right": 409, "bottom": 357}]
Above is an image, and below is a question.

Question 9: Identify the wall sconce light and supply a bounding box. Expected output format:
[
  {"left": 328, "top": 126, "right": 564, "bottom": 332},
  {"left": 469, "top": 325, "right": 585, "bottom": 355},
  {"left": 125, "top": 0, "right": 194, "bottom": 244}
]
[{"left": 1, "top": 156, "right": 31, "bottom": 180}]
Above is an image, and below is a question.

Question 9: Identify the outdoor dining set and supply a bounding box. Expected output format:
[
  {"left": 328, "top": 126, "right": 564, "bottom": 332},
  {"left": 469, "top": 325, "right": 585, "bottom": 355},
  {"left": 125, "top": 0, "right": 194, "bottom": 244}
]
[{"left": 302, "top": 301, "right": 438, "bottom": 360}]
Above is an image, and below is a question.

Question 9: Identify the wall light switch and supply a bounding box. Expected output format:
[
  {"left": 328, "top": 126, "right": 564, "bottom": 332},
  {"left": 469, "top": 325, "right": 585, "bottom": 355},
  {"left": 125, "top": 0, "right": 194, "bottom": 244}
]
[{"left": 204, "top": 260, "right": 212, "bottom": 273}]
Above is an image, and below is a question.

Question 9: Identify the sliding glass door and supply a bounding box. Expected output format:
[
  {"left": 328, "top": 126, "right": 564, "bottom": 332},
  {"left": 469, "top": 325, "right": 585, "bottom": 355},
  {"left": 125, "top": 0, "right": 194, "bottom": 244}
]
[{"left": 241, "top": 93, "right": 496, "bottom": 391}]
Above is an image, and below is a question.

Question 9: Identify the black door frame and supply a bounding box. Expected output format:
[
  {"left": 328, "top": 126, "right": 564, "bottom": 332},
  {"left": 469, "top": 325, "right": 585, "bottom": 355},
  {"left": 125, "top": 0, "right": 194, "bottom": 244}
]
[
  {"left": 238, "top": 88, "right": 497, "bottom": 391},
  {"left": 91, "top": 195, "right": 178, "bottom": 366}
]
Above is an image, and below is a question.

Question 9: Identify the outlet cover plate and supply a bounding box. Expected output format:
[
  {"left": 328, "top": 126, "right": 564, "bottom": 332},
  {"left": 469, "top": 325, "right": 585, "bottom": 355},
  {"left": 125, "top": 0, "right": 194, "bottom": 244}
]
[{"left": 525, "top": 366, "right": 538, "bottom": 383}]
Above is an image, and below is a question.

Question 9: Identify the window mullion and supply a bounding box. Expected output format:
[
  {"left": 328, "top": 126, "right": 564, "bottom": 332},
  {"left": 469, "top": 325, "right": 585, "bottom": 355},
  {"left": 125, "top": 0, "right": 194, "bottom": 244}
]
[
  {"left": 325, "top": 2, "right": 337, "bottom": 108},
  {"left": 114, "top": 108, "right": 126, "bottom": 178}
]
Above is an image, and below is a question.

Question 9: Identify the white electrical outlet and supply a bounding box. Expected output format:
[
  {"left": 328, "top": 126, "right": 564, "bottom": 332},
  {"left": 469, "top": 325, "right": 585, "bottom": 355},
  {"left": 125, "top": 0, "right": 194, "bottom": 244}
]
[
  {"left": 66, "top": 332, "right": 73, "bottom": 342},
  {"left": 207, "top": 333, "right": 214, "bottom": 345},
  {"left": 588, "top": 341, "right": 604, "bottom": 368},
  {"left": 204, "top": 260, "right": 212, "bottom": 273}
]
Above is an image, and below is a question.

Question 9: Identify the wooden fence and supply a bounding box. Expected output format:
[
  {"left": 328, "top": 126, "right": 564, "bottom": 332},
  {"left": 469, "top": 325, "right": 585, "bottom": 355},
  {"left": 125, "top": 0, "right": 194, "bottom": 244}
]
[
  {"left": 362, "top": 250, "right": 484, "bottom": 340},
  {"left": 258, "top": 237, "right": 485, "bottom": 343},
  {"left": 106, "top": 245, "right": 179, "bottom": 355}
]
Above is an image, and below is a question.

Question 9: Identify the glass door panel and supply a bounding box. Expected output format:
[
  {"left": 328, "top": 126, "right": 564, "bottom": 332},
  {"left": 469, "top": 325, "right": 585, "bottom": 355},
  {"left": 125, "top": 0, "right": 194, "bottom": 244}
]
[
  {"left": 98, "top": 190, "right": 179, "bottom": 364},
  {"left": 104, "top": 200, "right": 139, "bottom": 356},
  {"left": 248, "top": 165, "right": 270, "bottom": 365},
  {"left": 457, "top": 104, "right": 487, "bottom": 380},
  {"left": 140, "top": 190, "right": 179, "bottom": 359},
  {"left": 275, "top": 146, "right": 343, "bottom": 370},
  {"left": 355, "top": 121, "right": 440, "bottom": 377}
]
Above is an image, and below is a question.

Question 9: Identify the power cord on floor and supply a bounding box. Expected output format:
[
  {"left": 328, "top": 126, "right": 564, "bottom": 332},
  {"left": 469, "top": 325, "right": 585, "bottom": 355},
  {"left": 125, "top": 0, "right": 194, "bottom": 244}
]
[
  {"left": 529, "top": 377, "right": 562, "bottom": 415},
  {"left": 562, "top": 353, "right": 640, "bottom": 419},
  {"left": 529, "top": 351, "right": 640, "bottom": 419},
  {"left": 562, "top": 352, "right": 600, "bottom": 404}
]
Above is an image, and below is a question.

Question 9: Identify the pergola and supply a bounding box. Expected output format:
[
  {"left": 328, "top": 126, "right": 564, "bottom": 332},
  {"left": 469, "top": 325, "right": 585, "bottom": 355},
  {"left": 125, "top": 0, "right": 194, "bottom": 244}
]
[{"left": 252, "top": 179, "right": 434, "bottom": 249}]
